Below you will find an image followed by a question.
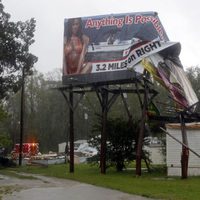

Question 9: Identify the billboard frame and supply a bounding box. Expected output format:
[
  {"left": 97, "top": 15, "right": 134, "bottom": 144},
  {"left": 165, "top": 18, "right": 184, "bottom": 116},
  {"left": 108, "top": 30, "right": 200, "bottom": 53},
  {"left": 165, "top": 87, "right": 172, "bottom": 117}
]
[{"left": 58, "top": 76, "right": 159, "bottom": 175}]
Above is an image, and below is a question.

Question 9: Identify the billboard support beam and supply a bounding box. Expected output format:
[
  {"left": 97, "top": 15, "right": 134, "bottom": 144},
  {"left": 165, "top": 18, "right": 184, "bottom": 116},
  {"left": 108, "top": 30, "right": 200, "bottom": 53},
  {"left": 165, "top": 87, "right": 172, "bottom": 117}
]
[
  {"left": 101, "top": 88, "right": 108, "bottom": 174},
  {"left": 95, "top": 86, "right": 120, "bottom": 174},
  {"left": 60, "top": 87, "right": 85, "bottom": 173},
  {"left": 69, "top": 87, "right": 74, "bottom": 173},
  {"left": 179, "top": 113, "right": 189, "bottom": 179},
  {"left": 58, "top": 81, "right": 157, "bottom": 175},
  {"left": 136, "top": 78, "right": 148, "bottom": 176}
]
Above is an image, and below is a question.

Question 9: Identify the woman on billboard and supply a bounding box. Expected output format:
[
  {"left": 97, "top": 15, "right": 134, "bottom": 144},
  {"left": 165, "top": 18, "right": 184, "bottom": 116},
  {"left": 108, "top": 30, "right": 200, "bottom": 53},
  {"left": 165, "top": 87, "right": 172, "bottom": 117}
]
[{"left": 63, "top": 18, "right": 92, "bottom": 75}]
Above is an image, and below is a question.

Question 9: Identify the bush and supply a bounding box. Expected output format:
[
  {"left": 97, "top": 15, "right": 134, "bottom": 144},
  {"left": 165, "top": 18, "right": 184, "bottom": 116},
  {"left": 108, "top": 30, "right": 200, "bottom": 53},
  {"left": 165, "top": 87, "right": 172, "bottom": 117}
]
[{"left": 88, "top": 117, "right": 150, "bottom": 171}]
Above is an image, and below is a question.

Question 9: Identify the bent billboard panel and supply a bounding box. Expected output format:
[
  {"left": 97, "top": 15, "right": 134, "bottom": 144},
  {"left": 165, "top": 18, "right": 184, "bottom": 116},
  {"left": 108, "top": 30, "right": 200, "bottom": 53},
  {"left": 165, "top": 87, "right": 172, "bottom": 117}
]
[{"left": 62, "top": 11, "right": 169, "bottom": 86}]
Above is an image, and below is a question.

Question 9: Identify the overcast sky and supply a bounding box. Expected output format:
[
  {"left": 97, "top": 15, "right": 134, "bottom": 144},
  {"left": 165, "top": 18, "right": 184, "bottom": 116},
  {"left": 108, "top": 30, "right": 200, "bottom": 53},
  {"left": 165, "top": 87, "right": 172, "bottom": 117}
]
[{"left": 3, "top": 0, "right": 200, "bottom": 73}]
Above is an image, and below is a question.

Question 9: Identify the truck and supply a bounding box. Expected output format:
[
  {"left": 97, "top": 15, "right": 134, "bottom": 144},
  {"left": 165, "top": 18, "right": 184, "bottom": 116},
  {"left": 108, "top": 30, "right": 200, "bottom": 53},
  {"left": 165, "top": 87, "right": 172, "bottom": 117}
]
[{"left": 11, "top": 143, "right": 39, "bottom": 159}]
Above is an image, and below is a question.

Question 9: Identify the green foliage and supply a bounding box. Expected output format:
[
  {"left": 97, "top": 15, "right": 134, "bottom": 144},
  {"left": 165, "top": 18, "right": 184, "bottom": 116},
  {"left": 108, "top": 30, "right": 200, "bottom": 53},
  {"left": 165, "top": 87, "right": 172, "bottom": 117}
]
[
  {"left": 88, "top": 117, "right": 150, "bottom": 171},
  {"left": 0, "top": 133, "right": 12, "bottom": 149},
  {"left": 186, "top": 66, "right": 200, "bottom": 99},
  {"left": 186, "top": 66, "right": 200, "bottom": 112},
  {"left": 0, "top": 105, "right": 7, "bottom": 122},
  {"left": 3, "top": 70, "right": 69, "bottom": 152},
  {"left": 106, "top": 118, "right": 136, "bottom": 171},
  {"left": 0, "top": 0, "right": 37, "bottom": 99},
  {"left": 0, "top": 105, "right": 11, "bottom": 152},
  {"left": 186, "top": 66, "right": 200, "bottom": 94}
]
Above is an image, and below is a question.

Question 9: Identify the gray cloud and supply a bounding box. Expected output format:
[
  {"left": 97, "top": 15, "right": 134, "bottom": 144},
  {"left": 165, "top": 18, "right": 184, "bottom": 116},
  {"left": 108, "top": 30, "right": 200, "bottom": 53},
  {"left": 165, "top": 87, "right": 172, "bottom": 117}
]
[{"left": 3, "top": 0, "right": 200, "bottom": 73}]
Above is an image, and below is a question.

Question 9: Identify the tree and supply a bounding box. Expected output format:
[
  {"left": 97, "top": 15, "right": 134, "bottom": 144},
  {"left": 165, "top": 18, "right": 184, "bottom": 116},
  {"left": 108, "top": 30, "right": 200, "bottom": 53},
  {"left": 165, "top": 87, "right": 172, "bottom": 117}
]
[
  {"left": 88, "top": 117, "right": 150, "bottom": 171},
  {"left": 0, "top": 104, "right": 12, "bottom": 153},
  {"left": 0, "top": 133, "right": 12, "bottom": 152},
  {"left": 186, "top": 66, "right": 200, "bottom": 99},
  {"left": 4, "top": 69, "right": 70, "bottom": 152},
  {"left": 186, "top": 66, "right": 200, "bottom": 112},
  {"left": 0, "top": 0, "right": 37, "bottom": 99},
  {"left": 0, "top": 105, "right": 7, "bottom": 122}
]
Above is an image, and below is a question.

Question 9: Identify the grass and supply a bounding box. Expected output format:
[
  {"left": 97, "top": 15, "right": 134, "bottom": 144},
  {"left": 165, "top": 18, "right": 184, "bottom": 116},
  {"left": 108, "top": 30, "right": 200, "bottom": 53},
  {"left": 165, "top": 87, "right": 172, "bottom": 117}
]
[
  {"left": 0, "top": 185, "right": 22, "bottom": 200},
  {"left": 1, "top": 164, "right": 200, "bottom": 200}
]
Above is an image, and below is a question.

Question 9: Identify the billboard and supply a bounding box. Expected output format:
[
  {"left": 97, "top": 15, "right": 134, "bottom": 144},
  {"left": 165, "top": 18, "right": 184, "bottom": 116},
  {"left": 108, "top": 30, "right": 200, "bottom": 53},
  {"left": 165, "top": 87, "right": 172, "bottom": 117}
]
[
  {"left": 142, "top": 55, "right": 198, "bottom": 109},
  {"left": 62, "top": 12, "right": 177, "bottom": 86}
]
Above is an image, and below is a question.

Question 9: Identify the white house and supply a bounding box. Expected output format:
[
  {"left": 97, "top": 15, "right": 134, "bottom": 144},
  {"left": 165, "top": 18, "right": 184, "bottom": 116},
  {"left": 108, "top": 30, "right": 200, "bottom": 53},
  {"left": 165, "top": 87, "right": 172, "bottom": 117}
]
[{"left": 166, "top": 122, "right": 200, "bottom": 176}]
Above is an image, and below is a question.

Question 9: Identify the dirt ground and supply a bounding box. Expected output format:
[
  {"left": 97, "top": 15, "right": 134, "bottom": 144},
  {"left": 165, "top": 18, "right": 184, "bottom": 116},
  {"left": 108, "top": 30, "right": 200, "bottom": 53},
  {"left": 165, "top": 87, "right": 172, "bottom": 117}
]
[{"left": 0, "top": 172, "right": 154, "bottom": 200}]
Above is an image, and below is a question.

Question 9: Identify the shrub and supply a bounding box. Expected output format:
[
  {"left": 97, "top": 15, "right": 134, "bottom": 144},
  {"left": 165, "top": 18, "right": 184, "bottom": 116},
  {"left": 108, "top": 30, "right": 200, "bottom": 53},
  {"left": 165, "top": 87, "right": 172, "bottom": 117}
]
[{"left": 88, "top": 117, "right": 150, "bottom": 171}]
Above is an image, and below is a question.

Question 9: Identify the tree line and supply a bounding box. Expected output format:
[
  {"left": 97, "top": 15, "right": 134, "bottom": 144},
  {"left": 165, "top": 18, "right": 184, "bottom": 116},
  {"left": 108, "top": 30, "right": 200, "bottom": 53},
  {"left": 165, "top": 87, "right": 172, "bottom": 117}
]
[
  {"left": 1, "top": 68, "right": 145, "bottom": 152},
  {"left": 1, "top": 66, "right": 199, "bottom": 153}
]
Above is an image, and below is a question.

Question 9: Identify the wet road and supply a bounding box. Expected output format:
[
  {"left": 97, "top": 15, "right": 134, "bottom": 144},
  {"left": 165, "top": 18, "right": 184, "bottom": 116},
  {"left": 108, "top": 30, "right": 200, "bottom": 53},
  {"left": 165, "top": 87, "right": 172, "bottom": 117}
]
[{"left": 0, "top": 173, "right": 154, "bottom": 200}]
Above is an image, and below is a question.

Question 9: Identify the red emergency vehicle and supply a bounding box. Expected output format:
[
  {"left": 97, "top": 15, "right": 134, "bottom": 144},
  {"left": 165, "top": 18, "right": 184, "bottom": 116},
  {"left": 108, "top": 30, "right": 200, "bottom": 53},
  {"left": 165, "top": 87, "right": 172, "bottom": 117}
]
[{"left": 11, "top": 143, "right": 39, "bottom": 159}]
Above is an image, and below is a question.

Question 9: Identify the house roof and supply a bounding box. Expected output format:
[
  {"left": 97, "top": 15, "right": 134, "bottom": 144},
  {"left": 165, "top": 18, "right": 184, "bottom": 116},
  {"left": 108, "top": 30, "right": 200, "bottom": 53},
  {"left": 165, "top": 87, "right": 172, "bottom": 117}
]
[{"left": 166, "top": 122, "right": 200, "bottom": 130}]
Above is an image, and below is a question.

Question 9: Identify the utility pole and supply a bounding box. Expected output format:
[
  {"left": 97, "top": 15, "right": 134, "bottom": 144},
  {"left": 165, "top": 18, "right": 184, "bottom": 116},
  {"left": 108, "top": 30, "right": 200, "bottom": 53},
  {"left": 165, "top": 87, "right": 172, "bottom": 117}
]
[{"left": 19, "top": 67, "right": 25, "bottom": 166}]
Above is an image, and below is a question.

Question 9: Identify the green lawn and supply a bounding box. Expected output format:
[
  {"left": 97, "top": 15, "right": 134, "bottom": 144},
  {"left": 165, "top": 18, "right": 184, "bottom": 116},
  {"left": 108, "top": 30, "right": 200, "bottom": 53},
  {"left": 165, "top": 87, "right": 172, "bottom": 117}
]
[{"left": 2, "top": 164, "right": 200, "bottom": 200}]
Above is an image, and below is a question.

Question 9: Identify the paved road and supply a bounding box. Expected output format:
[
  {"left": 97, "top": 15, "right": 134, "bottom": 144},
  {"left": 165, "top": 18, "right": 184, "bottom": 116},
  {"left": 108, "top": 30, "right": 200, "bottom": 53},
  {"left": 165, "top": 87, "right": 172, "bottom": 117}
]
[{"left": 0, "top": 173, "right": 155, "bottom": 200}]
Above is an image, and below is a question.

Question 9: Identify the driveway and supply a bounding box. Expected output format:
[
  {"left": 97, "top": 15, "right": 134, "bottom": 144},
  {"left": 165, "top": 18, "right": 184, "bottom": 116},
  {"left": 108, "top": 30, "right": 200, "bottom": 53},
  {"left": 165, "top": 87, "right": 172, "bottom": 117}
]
[{"left": 0, "top": 173, "right": 154, "bottom": 200}]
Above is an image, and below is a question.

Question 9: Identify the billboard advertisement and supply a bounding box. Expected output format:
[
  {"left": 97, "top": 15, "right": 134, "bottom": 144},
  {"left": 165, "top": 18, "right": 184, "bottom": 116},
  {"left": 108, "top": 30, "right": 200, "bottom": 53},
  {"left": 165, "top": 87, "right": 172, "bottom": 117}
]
[{"left": 62, "top": 12, "right": 177, "bottom": 86}]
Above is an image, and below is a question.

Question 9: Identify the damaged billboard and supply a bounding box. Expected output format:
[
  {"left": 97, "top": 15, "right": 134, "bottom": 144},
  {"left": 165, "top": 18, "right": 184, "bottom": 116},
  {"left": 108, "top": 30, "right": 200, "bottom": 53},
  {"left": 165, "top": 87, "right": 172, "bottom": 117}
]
[
  {"left": 62, "top": 11, "right": 198, "bottom": 109},
  {"left": 63, "top": 11, "right": 171, "bottom": 84}
]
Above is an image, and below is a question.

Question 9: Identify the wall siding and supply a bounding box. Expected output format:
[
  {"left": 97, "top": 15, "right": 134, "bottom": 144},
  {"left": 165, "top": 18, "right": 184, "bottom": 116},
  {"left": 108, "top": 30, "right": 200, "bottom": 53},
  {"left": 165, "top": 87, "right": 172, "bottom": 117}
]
[{"left": 166, "top": 125, "right": 200, "bottom": 176}]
